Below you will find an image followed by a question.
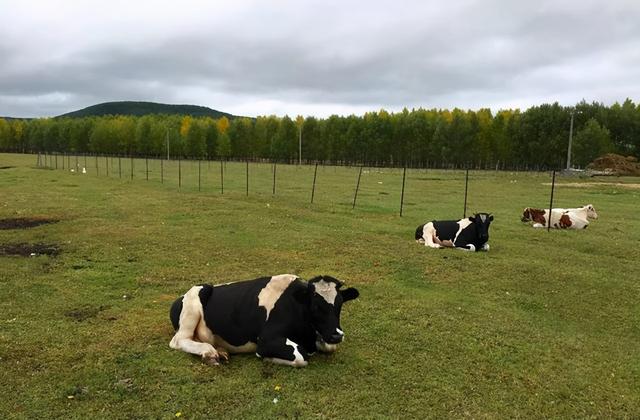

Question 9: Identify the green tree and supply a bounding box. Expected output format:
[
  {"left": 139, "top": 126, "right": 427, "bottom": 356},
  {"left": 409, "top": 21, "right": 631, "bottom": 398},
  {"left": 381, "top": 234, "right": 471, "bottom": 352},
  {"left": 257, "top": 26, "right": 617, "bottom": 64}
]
[{"left": 572, "top": 118, "right": 614, "bottom": 167}]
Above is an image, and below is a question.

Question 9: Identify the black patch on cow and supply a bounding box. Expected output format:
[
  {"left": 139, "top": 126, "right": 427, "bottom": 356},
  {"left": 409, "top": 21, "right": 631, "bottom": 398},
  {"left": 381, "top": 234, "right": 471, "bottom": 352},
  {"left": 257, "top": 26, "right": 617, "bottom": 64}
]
[
  {"left": 197, "top": 284, "right": 214, "bottom": 310},
  {"left": 432, "top": 220, "right": 461, "bottom": 241},
  {"left": 415, "top": 224, "right": 426, "bottom": 240}
]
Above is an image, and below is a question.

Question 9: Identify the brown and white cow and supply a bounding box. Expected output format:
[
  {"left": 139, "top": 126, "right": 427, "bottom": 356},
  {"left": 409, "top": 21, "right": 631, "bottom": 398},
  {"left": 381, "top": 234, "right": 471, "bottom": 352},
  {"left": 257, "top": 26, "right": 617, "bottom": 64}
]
[
  {"left": 555, "top": 204, "right": 598, "bottom": 220},
  {"left": 521, "top": 208, "right": 589, "bottom": 229}
]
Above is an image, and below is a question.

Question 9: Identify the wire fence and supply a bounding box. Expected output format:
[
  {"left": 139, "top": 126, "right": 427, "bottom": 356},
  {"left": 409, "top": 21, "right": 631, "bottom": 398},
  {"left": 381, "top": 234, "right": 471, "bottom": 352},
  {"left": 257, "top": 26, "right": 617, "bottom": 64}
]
[{"left": 32, "top": 152, "right": 565, "bottom": 222}]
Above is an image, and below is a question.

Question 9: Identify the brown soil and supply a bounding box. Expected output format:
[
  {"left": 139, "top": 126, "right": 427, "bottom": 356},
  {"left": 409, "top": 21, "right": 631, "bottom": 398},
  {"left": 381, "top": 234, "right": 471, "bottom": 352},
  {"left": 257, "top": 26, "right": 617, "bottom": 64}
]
[
  {"left": 587, "top": 153, "right": 640, "bottom": 176},
  {"left": 0, "top": 217, "right": 59, "bottom": 230},
  {"left": 0, "top": 243, "right": 60, "bottom": 257},
  {"left": 65, "top": 305, "right": 109, "bottom": 322}
]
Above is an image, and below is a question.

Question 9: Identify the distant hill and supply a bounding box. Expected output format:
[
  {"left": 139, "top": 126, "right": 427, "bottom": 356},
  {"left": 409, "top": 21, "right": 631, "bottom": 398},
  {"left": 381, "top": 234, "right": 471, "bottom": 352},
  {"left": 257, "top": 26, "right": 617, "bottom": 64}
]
[{"left": 56, "top": 101, "right": 241, "bottom": 119}]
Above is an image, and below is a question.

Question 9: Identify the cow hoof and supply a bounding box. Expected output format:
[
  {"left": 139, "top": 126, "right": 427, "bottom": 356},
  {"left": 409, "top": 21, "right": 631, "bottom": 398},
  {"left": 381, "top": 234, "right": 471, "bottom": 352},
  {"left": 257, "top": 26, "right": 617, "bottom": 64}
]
[
  {"left": 202, "top": 352, "right": 221, "bottom": 366},
  {"left": 217, "top": 349, "right": 230, "bottom": 362}
]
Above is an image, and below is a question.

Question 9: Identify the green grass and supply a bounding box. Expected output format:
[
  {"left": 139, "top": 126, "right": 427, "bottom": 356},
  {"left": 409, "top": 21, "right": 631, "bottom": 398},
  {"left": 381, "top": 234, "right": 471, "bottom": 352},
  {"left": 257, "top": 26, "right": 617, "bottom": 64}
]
[{"left": 1, "top": 153, "right": 639, "bottom": 418}]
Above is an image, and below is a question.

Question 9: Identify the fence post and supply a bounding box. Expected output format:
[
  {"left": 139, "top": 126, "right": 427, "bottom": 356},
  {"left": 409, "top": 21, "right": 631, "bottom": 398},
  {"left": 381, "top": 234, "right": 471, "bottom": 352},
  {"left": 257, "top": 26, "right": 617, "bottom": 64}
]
[
  {"left": 84, "top": 154, "right": 87, "bottom": 171},
  {"left": 310, "top": 162, "right": 318, "bottom": 203},
  {"left": 272, "top": 162, "right": 277, "bottom": 195},
  {"left": 146, "top": 157, "right": 148, "bottom": 181},
  {"left": 548, "top": 170, "right": 556, "bottom": 231},
  {"left": 220, "top": 160, "right": 224, "bottom": 194},
  {"left": 75, "top": 155, "right": 78, "bottom": 173},
  {"left": 198, "top": 160, "right": 201, "bottom": 191},
  {"left": 62, "top": 152, "right": 65, "bottom": 170},
  {"left": 55, "top": 153, "right": 58, "bottom": 169},
  {"left": 130, "top": 156, "right": 134, "bottom": 180},
  {"left": 118, "top": 156, "right": 122, "bottom": 178},
  {"left": 463, "top": 167, "right": 469, "bottom": 218},
  {"left": 352, "top": 165, "right": 363, "bottom": 209},
  {"left": 400, "top": 167, "right": 407, "bottom": 217},
  {"left": 178, "top": 158, "right": 181, "bottom": 188},
  {"left": 161, "top": 159, "right": 164, "bottom": 184}
]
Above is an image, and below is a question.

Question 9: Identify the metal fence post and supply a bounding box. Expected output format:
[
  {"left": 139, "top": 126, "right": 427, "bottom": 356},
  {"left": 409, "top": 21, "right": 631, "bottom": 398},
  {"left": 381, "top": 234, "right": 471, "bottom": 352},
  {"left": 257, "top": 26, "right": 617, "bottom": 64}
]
[
  {"left": 400, "top": 167, "right": 407, "bottom": 217},
  {"left": 311, "top": 162, "right": 318, "bottom": 203},
  {"left": 352, "top": 165, "right": 363, "bottom": 209},
  {"left": 548, "top": 170, "right": 556, "bottom": 231}
]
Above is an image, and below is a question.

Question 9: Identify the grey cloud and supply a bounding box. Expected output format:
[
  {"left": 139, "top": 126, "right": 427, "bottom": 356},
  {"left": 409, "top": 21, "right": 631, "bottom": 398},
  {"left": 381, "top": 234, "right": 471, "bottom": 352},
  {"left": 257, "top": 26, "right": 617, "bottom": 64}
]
[{"left": 1, "top": 0, "right": 639, "bottom": 117}]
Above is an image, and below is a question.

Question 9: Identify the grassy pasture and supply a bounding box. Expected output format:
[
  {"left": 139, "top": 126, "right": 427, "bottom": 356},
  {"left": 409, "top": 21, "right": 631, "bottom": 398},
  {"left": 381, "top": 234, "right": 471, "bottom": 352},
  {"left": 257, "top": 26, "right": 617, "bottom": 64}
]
[{"left": 1, "top": 152, "right": 639, "bottom": 418}]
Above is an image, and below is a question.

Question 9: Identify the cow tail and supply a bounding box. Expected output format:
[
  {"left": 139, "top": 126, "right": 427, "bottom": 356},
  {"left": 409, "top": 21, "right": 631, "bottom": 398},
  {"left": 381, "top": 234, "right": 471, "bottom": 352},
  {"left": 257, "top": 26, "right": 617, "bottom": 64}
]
[
  {"left": 169, "top": 297, "right": 183, "bottom": 331},
  {"left": 169, "top": 284, "right": 214, "bottom": 331}
]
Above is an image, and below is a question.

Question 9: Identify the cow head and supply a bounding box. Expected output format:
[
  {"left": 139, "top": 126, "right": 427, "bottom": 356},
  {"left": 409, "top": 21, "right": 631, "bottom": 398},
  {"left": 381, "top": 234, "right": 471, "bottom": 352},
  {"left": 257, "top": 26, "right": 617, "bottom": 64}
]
[
  {"left": 584, "top": 204, "right": 598, "bottom": 219},
  {"left": 522, "top": 207, "right": 548, "bottom": 224},
  {"left": 296, "top": 276, "right": 359, "bottom": 349},
  {"left": 470, "top": 212, "right": 493, "bottom": 243}
]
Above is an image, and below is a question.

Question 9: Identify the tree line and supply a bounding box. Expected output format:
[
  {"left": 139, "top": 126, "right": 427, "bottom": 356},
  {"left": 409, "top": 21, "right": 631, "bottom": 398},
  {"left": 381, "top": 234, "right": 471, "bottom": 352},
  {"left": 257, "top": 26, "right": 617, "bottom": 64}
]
[{"left": 1, "top": 99, "right": 638, "bottom": 169}]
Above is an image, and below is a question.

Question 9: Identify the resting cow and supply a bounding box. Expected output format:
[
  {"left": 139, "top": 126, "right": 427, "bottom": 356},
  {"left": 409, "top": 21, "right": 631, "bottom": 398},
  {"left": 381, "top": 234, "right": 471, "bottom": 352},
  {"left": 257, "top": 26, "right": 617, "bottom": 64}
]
[
  {"left": 555, "top": 204, "right": 598, "bottom": 220},
  {"left": 521, "top": 207, "right": 589, "bottom": 229},
  {"left": 415, "top": 213, "right": 493, "bottom": 252},
  {"left": 169, "top": 274, "right": 359, "bottom": 367}
]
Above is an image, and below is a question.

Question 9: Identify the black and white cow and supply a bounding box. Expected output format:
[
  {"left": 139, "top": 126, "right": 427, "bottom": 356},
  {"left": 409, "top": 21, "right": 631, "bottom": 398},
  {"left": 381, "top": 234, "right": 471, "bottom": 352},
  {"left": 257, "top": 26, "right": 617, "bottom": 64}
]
[
  {"left": 169, "top": 274, "right": 359, "bottom": 367},
  {"left": 415, "top": 213, "right": 494, "bottom": 251}
]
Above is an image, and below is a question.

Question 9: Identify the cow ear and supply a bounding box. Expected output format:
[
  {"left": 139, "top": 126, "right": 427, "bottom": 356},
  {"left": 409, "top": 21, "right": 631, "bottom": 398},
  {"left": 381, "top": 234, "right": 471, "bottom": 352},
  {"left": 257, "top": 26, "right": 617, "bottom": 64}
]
[
  {"left": 489, "top": 214, "right": 494, "bottom": 221},
  {"left": 468, "top": 216, "right": 475, "bottom": 222},
  {"left": 341, "top": 287, "right": 359, "bottom": 302}
]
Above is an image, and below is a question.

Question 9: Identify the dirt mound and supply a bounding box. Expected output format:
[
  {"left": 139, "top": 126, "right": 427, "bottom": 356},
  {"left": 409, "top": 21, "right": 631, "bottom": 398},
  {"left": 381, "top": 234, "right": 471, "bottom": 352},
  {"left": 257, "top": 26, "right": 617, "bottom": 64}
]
[
  {"left": 0, "top": 243, "right": 60, "bottom": 257},
  {"left": 0, "top": 217, "right": 59, "bottom": 230},
  {"left": 587, "top": 153, "right": 640, "bottom": 176}
]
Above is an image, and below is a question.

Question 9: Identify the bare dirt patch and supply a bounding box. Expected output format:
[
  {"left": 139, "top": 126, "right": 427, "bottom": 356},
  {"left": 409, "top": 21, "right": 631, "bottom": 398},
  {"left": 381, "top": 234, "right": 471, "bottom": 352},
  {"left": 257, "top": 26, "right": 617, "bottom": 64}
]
[
  {"left": 65, "top": 305, "right": 109, "bottom": 322},
  {"left": 587, "top": 153, "right": 640, "bottom": 176},
  {"left": 0, "top": 217, "right": 59, "bottom": 230},
  {"left": 0, "top": 243, "right": 60, "bottom": 257},
  {"left": 542, "top": 182, "right": 640, "bottom": 189}
]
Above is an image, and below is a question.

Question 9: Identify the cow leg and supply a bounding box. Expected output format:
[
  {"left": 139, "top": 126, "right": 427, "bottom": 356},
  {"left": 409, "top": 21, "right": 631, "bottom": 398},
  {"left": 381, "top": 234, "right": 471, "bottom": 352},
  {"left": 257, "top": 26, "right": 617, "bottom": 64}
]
[
  {"left": 169, "top": 286, "right": 223, "bottom": 365},
  {"left": 456, "top": 244, "right": 476, "bottom": 252},
  {"left": 257, "top": 337, "right": 309, "bottom": 367},
  {"left": 423, "top": 223, "right": 442, "bottom": 248},
  {"left": 481, "top": 243, "right": 490, "bottom": 251}
]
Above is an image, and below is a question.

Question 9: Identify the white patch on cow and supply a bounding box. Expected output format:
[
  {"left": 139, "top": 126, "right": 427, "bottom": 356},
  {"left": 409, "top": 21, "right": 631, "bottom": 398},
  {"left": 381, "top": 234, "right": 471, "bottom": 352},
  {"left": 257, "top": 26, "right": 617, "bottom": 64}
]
[
  {"left": 453, "top": 218, "right": 473, "bottom": 244},
  {"left": 258, "top": 274, "right": 297, "bottom": 320},
  {"left": 458, "top": 243, "right": 476, "bottom": 252},
  {"left": 423, "top": 222, "right": 441, "bottom": 248},
  {"left": 213, "top": 335, "right": 257, "bottom": 354},
  {"left": 482, "top": 243, "right": 490, "bottom": 251},
  {"left": 169, "top": 286, "right": 221, "bottom": 364},
  {"left": 313, "top": 279, "right": 338, "bottom": 304},
  {"left": 316, "top": 340, "right": 338, "bottom": 353},
  {"left": 263, "top": 339, "right": 308, "bottom": 367},
  {"left": 479, "top": 214, "right": 487, "bottom": 223},
  {"left": 336, "top": 328, "right": 344, "bottom": 336}
]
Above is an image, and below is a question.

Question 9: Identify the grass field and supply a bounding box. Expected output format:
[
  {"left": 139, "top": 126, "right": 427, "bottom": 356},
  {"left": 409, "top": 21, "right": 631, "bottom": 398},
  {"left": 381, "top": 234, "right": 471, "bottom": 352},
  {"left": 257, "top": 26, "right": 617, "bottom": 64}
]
[{"left": 1, "top": 152, "right": 639, "bottom": 418}]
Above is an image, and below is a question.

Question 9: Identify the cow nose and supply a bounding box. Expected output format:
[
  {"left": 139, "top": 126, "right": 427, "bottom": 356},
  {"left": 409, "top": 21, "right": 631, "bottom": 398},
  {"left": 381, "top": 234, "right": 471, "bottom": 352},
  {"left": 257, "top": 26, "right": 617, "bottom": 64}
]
[{"left": 329, "top": 333, "right": 343, "bottom": 343}]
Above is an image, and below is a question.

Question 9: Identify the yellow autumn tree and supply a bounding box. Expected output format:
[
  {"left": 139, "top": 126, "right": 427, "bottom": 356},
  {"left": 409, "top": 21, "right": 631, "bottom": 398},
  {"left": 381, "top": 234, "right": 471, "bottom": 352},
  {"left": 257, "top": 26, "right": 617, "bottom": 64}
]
[{"left": 216, "top": 116, "right": 230, "bottom": 134}]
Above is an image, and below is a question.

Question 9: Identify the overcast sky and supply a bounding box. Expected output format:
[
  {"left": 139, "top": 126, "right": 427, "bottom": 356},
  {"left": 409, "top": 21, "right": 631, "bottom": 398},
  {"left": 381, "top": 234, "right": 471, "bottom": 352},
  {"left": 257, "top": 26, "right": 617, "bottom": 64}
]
[{"left": 1, "top": 0, "right": 639, "bottom": 118}]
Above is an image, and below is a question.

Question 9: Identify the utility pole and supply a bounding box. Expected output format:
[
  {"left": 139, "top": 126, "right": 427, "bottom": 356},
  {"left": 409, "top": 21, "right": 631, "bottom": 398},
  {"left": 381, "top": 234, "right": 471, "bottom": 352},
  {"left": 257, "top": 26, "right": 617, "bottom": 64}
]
[
  {"left": 296, "top": 115, "right": 304, "bottom": 165},
  {"left": 299, "top": 126, "right": 302, "bottom": 165},
  {"left": 566, "top": 111, "right": 574, "bottom": 170}
]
